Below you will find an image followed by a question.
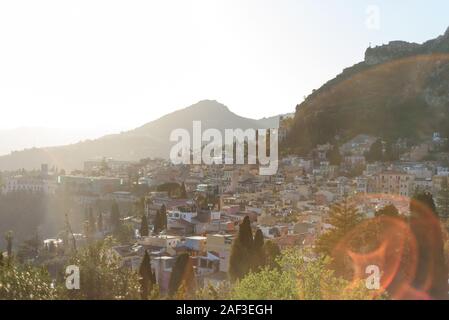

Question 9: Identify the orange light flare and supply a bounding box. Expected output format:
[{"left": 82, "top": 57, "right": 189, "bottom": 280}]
[{"left": 330, "top": 193, "right": 449, "bottom": 300}]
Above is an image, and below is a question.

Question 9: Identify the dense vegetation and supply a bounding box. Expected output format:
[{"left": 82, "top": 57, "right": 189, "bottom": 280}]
[{"left": 284, "top": 47, "right": 449, "bottom": 155}]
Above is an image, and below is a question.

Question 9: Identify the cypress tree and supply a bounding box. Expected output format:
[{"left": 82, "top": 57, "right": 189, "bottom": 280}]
[
  {"left": 153, "top": 210, "right": 161, "bottom": 234},
  {"left": 110, "top": 201, "right": 121, "bottom": 230},
  {"left": 365, "top": 139, "right": 383, "bottom": 162},
  {"left": 97, "top": 212, "right": 104, "bottom": 233},
  {"left": 229, "top": 216, "right": 254, "bottom": 281},
  {"left": 140, "top": 214, "right": 149, "bottom": 237},
  {"left": 239, "top": 216, "right": 253, "bottom": 249},
  {"left": 160, "top": 205, "right": 167, "bottom": 230},
  {"left": 5, "top": 231, "right": 13, "bottom": 260},
  {"left": 252, "top": 229, "right": 266, "bottom": 270},
  {"left": 180, "top": 182, "right": 187, "bottom": 198},
  {"left": 168, "top": 253, "right": 195, "bottom": 297},
  {"left": 88, "top": 209, "right": 96, "bottom": 234},
  {"left": 139, "top": 250, "right": 154, "bottom": 299}
]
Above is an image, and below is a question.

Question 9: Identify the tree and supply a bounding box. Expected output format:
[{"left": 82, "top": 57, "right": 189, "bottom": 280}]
[
  {"left": 375, "top": 204, "right": 399, "bottom": 217},
  {"left": 231, "top": 249, "right": 377, "bottom": 300},
  {"left": 67, "top": 237, "right": 140, "bottom": 300},
  {"left": 252, "top": 229, "right": 266, "bottom": 270},
  {"left": 383, "top": 140, "right": 399, "bottom": 161},
  {"left": 180, "top": 182, "right": 187, "bottom": 199},
  {"left": 88, "top": 208, "right": 96, "bottom": 235},
  {"left": 114, "top": 223, "right": 134, "bottom": 244},
  {"left": 5, "top": 231, "right": 13, "bottom": 261},
  {"left": 97, "top": 212, "right": 104, "bottom": 233},
  {"left": 365, "top": 139, "right": 383, "bottom": 162},
  {"left": 153, "top": 210, "right": 161, "bottom": 234},
  {"left": 140, "top": 214, "right": 149, "bottom": 237},
  {"left": 229, "top": 216, "right": 254, "bottom": 281},
  {"left": 0, "top": 264, "right": 58, "bottom": 299},
  {"left": 316, "top": 198, "right": 363, "bottom": 256},
  {"left": 110, "top": 201, "right": 121, "bottom": 231},
  {"left": 327, "top": 144, "right": 342, "bottom": 166},
  {"left": 139, "top": 250, "right": 155, "bottom": 300},
  {"left": 160, "top": 205, "right": 167, "bottom": 230},
  {"left": 168, "top": 253, "right": 195, "bottom": 297},
  {"left": 263, "top": 240, "right": 281, "bottom": 269},
  {"left": 410, "top": 191, "right": 437, "bottom": 217},
  {"left": 437, "top": 177, "right": 449, "bottom": 219},
  {"left": 409, "top": 191, "right": 448, "bottom": 299}
]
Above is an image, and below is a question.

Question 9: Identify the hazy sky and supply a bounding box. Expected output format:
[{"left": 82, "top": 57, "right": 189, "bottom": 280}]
[{"left": 1, "top": 0, "right": 448, "bottom": 133}]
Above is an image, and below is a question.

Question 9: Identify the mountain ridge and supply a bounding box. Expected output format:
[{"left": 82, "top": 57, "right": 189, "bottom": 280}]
[
  {"left": 0, "top": 100, "right": 280, "bottom": 171},
  {"left": 284, "top": 27, "right": 449, "bottom": 154}
]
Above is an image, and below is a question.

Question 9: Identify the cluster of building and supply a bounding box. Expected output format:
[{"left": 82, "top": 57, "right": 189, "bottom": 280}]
[{"left": 3, "top": 132, "right": 449, "bottom": 294}]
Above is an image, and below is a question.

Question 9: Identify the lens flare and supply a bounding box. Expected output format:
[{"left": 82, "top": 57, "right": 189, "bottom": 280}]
[{"left": 329, "top": 193, "right": 448, "bottom": 300}]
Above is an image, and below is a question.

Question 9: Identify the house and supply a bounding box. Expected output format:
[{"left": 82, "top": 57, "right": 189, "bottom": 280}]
[
  {"left": 374, "top": 171, "right": 415, "bottom": 197},
  {"left": 185, "top": 236, "right": 207, "bottom": 253},
  {"left": 206, "top": 234, "right": 234, "bottom": 273}
]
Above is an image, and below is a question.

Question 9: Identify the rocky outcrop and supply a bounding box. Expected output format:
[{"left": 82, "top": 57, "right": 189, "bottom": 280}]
[
  {"left": 365, "top": 27, "right": 449, "bottom": 66},
  {"left": 284, "top": 27, "right": 449, "bottom": 155}
]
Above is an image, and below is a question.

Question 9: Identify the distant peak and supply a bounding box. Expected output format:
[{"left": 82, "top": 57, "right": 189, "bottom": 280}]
[{"left": 188, "top": 100, "right": 230, "bottom": 112}]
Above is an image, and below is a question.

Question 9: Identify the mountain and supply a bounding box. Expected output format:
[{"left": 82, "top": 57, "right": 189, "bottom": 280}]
[
  {"left": 0, "top": 127, "right": 111, "bottom": 156},
  {"left": 284, "top": 27, "right": 449, "bottom": 154},
  {"left": 0, "top": 100, "right": 279, "bottom": 171}
]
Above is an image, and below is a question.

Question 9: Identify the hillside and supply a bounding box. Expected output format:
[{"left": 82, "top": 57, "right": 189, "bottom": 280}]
[
  {"left": 284, "top": 27, "right": 449, "bottom": 154},
  {"left": 0, "top": 100, "right": 279, "bottom": 171}
]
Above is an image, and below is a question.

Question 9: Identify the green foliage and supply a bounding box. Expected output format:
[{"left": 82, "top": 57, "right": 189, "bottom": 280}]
[
  {"left": 365, "top": 139, "right": 383, "bottom": 162},
  {"left": 180, "top": 182, "right": 187, "bottom": 199},
  {"left": 0, "top": 264, "right": 58, "bottom": 300},
  {"left": 232, "top": 249, "right": 377, "bottom": 300},
  {"left": 375, "top": 204, "right": 399, "bottom": 217},
  {"left": 263, "top": 240, "right": 281, "bottom": 269},
  {"left": 153, "top": 205, "right": 167, "bottom": 234},
  {"left": 4, "top": 231, "right": 13, "bottom": 260},
  {"left": 113, "top": 223, "right": 134, "bottom": 244},
  {"left": 229, "top": 216, "right": 254, "bottom": 281},
  {"left": 140, "top": 214, "right": 149, "bottom": 237},
  {"left": 66, "top": 237, "right": 140, "bottom": 300},
  {"left": 110, "top": 201, "right": 121, "bottom": 231},
  {"left": 88, "top": 209, "right": 96, "bottom": 235},
  {"left": 195, "top": 282, "right": 231, "bottom": 300},
  {"left": 169, "top": 253, "right": 195, "bottom": 298},
  {"left": 252, "top": 229, "right": 266, "bottom": 270},
  {"left": 157, "top": 182, "right": 183, "bottom": 198},
  {"left": 138, "top": 250, "right": 155, "bottom": 300},
  {"left": 283, "top": 51, "right": 445, "bottom": 156},
  {"left": 410, "top": 191, "right": 437, "bottom": 216},
  {"left": 327, "top": 144, "right": 342, "bottom": 166},
  {"left": 97, "top": 212, "right": 104, "bottom": 233},
  {"left": 316, "top": 198, "right": 363, "bottom": 256},
  {"left": 231, "top": 267, "right": 298, "bottom": 300}
]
